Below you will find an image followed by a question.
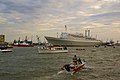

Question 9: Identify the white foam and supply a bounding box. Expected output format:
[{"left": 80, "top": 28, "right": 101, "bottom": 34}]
[{"left": 57, "top": 70, "right": 65, "bottom": 75}]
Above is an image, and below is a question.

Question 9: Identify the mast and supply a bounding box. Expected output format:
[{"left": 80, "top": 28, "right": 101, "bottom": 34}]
[
  {"left": 31, "top": 36, "right": 33, "bottom": 41},
  {"left": 65, "top": 25, "right": 67, "bottom": 33},
  {"left": 95, "top": 35, "right": 97, "bottom": 39},
  {"left": 25, "top": 36, "right": 28, "bottom": 42},
  {"left": 57, "top": 32, "right": 58, "bottom": 38},
  {"left": 18, "top": 37, "right": 20, "bottom": 44}
]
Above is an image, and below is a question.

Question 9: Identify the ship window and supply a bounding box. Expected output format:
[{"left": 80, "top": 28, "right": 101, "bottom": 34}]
[{"left": 55, "top": 48, "right": 62, "bottom": 50}]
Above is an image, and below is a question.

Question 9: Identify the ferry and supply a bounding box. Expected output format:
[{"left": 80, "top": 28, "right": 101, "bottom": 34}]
[{"left": 38, "top": 46, "right": 68, "bottom": 54}]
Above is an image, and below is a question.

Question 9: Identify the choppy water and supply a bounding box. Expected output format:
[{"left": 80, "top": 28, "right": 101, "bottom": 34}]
[{"left": 0, "top": 46, "right": 120, "bottom": 80}]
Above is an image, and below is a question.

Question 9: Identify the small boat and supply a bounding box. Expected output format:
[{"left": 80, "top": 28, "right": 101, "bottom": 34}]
[
  {"left": 0, "top": 42, "right": 13, "bottom": 49},
  {"left": 0, "top": 42, "right": 13, "bottom": 53},
  {"left": 38, "top": 46, "right": 68, "bottom": 54},
  {"left": 0, "top": 49, "right": 12, "bottom": 52}
]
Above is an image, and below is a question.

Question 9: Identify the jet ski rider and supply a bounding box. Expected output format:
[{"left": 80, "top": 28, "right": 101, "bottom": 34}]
[{"left": 73, "top": 55, "right": 78, "bottom": 65}]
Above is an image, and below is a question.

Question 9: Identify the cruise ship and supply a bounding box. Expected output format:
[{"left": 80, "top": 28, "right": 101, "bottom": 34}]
[{"left": 45, "top": 30, "right": 102, "bottom": 47}]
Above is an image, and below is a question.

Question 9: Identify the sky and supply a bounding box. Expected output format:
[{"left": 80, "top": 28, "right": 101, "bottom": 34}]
[{"left": 0, "top": 0, "right": 120, "bottom": 43}]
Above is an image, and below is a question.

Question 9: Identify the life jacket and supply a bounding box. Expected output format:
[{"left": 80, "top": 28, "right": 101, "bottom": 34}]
[{"left": 73, "top": 57, "right": 77, "bottom": 62}]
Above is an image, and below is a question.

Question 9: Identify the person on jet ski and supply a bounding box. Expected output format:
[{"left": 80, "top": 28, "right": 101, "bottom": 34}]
[
  {"left": 73, "top": 55, "right": 83, "bottom": 65},
  {"left": 73, "top": 55, "right": 78, "bottom": 65},
  {"left": 61, "top": 55, "right": 83, "bottom": 72},
  {"left": 78, "top": 57, "right": 82, "bottom": 64}
]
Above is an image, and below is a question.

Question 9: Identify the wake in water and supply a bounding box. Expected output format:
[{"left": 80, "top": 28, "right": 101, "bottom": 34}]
[
  {"left": 57, "top": 70, "right": 64, "bottom": 75},
  {"left": 57, "top": 70, "right": 74, "bottom": 75}
]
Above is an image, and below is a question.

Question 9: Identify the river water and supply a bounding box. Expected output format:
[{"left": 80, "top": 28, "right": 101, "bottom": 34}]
[{"left": 0, "top": 46, "right": 120, "bottom": 80}]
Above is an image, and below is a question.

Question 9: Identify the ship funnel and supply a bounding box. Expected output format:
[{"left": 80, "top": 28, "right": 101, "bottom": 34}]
[
  {"left": 85, "top": 30, "right": 87, "bottom": 37},
  {"left": 88, "top": 30, "right": 90, "bottom": 37}
]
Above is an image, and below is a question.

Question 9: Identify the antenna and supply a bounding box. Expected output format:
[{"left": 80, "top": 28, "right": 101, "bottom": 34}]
[
  {"left": 95, "top": 35, "right": 97, "bottom": 39},
  {"left": 65, "top": 25, "right": 67, "bottom": 32},
  {"left": 31, "top": 36, "right": 33, "bottom": 41},
  {"left": 57, "top": 32, "right": 58, "bottom": 38}
]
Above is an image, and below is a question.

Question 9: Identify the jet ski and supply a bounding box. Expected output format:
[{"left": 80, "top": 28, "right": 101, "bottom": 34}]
[{"left": 61, "top": 62, "right": 85, "bottom": 75}]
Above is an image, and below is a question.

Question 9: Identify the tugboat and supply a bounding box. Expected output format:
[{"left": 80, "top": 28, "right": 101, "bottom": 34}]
[{"left": 12, "top": 36, "right": 34, "bottom": 47}]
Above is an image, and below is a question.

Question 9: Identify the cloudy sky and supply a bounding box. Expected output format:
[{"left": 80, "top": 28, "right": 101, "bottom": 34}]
[{"left": 0, "top": 0, "right": 120, "bottom": 42}]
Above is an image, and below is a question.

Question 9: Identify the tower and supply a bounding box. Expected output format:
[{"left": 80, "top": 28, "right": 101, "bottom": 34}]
[{"left": 0, "top": 34, "right": 5, "bottom": 42}]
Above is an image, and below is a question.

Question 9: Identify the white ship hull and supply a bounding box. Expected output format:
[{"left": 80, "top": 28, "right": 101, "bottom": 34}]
[
  {"left": 38, "top": 49, "right": 68, "bottom": 54},
  {"left": 45, "top": 36, "right": 102, "bottom": 47},
  {"left": 0, "top": 49, "right": 12, "bottom": 52}
]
